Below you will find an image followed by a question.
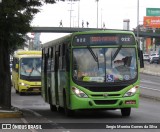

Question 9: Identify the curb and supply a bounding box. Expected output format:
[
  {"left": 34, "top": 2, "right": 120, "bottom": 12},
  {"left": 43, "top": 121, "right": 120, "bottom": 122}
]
[{"left": 0, "top": 107, "right": 23, "bottom": 118}]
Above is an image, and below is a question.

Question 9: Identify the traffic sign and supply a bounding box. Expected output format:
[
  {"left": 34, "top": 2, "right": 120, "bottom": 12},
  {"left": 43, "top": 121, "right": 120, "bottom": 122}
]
[{"left": 146, "top": 8, "right": 160, "bottom": 16}]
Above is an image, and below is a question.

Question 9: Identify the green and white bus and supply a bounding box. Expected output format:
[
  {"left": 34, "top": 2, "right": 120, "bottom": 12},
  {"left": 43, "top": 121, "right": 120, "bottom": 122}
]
[{"left": 41, "top": 30, "right": 144, "bottom": 116}]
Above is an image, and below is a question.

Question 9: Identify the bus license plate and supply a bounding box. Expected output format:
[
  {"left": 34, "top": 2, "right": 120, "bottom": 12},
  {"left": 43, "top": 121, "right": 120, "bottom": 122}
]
[{"left": 34, "top": 88, "right": 39, "bottom": 91}]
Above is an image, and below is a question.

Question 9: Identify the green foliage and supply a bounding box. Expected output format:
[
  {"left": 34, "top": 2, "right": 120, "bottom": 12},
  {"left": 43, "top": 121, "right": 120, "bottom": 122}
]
[
  {"left": 0, "top": 0, "right": 69, "bottom": 53},
  {"left": 0, "top": 0, "right": 42, "bottom": 53},
  {"left": 0, "top": 0, "right": 71, "bottom": 109},
  {"left": 0, "top": 0, "right": 78, "bottom": 109}
]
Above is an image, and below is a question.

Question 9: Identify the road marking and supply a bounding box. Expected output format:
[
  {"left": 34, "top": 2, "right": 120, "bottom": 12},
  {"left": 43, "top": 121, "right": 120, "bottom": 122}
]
[
  {"left": 140, "top": 79, "right": 160, "bottom": 85},
  {"left": 22, "top": 109, "right": 65, "bottom": 129},
  {"left": 140, "top": 86, "right": 160, "bottom": 92},
  {"left": 20, "top": 118, "right": 38, "bottom": 132},
  {"left": 25, "top": 109, "right": 42, "bottom": 117}
]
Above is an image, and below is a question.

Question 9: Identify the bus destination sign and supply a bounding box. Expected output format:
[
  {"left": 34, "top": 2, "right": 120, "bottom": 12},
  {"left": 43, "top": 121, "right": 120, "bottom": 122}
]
[
  {"left": 90, "top": 36, "right": 118, "bottom": 43},
  {"left": 73, "top": 34, "right": 135, "bottom": 45}
]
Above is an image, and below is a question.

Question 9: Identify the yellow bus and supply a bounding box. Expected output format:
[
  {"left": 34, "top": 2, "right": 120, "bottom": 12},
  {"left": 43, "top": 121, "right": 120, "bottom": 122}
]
[{"left": 12, "top": 50, "right": 42, "bottom": 95}]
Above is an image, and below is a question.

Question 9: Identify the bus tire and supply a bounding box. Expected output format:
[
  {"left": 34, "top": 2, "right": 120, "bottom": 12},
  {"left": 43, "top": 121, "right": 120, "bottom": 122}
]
[
  {"left": 19, "top": 92, "right": 24, "bottom": 96},
  {"left": 15, "top": 89, "right": 19, "bottom": 94},
  {"left": 58, "top": 106, "right": 64, "bottom": 112},
  {"left": 48, "top": 89, "right": 57, "bottom": 112},
  {"left": 13, "top": 84, "right": 18, "bottom": 94},
  {"left": 63, "top": 92, "right": 74, "bottom": 117},
  {"left": 50, "top": 104, "right": 57, "bottom": 112},
  {"left": 121, "top": 108, "right": 131, "bottom": 117}
]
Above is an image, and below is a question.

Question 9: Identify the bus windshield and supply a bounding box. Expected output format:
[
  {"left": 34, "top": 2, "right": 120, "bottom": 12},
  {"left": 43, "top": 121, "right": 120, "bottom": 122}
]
[
  {"left": 20, "top": 57, "right": 41, "bottom": 78},
  {"left": 73, "top": 47, "right": 137, "bottom": 83}
]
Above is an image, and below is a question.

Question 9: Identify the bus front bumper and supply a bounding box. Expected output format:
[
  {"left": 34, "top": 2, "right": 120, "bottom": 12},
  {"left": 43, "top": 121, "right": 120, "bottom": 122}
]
[
  {"left": 70, "top": 94, "right": 139, "bottom": 110},
  {"left": 19, "top": 85, "right": 41, "bottom": 93}
]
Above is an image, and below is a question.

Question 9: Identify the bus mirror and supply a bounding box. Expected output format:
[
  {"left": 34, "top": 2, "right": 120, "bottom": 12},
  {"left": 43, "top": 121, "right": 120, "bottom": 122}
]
[
  {"left": 16, "top": 64, "right": 19, "bottom": 69},
  {"left": 139, "top": 50, "right": 144, "bottom": 68}
]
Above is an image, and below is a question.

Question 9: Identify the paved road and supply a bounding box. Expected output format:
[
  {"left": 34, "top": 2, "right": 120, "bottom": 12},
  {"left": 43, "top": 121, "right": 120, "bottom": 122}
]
[
  {"left": 5, "top": 83, "right": 160, "bottom": 132},
  {"left": 140, "top": 74, "right": 160, "bottom": 90},
  {"left": 140, "top": 73, "right": 160, "bottom": 100}
]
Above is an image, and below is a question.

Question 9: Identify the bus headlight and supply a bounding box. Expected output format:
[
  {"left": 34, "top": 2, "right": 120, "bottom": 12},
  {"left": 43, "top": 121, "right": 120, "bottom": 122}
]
[
  {"left": 72, "top": 87, "right": 88, "bottom": 98},
  {"left": 124, "top": 86, "right": 139, "bottom": 97},
  {"left": 19, "top": 82, "right": 28, "bottom": 87}
]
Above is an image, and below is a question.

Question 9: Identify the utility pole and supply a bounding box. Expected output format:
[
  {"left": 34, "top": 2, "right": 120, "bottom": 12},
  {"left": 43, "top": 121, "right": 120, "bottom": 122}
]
[
  {"left": 78, "top": 0, "right": 80, "bottom": 27},
  {"left": 68, "top": 0, "right": 74, "bottom": 27},
  {"left": 101, "top": 8, "right": 103, "bottom": 28}
]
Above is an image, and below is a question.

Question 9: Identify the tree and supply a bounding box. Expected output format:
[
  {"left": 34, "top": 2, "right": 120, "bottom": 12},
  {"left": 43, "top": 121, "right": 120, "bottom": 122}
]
[{"left": 0, "top": 0, "right": 66, "bottom": 110}]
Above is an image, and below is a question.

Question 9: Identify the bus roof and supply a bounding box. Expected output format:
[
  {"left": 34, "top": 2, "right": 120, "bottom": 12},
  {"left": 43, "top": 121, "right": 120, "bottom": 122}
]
[
  {"left": 42, "top": 30, "right": 135, "bottom": 48},
  {"left": 42, "top": 34, "right": 72, "bottom": 48},
  {"left": 72, "top": 30, "right": 135, "bottom": 35},
  {"left": 14, "top": 50, "right": 42, "bottom": 57}
]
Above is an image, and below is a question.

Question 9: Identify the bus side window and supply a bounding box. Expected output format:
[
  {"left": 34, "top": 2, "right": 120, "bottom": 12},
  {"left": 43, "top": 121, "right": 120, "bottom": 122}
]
[
  {"left": 55, "top": 45, "right": 60, "bottom": 72},
  {"left": 66, "top": 44, "right": 70, "bottom": 72},
  {"left": 47, "top": 48, "right": 52, "bottom": 72},
  {"left": 59, "top": 45, "right": 63, "bottom": 70},
  {"left": 62, "top": 44, "right": 66, "bottom": 70},
  {"left": 12, "top": 58, "right": 16, "bottom": 71},
  {"left": 51, "top": 47, "right": 54, "bottom": 72},
  {"left": 44, "top": 48, "right": 48, "bottom": 73},
  {"left": 42, "top": 49, "right": 45, "bottom": 71},
  {"left": 13, "top": 58, "right": 19, "bottom": 72}
]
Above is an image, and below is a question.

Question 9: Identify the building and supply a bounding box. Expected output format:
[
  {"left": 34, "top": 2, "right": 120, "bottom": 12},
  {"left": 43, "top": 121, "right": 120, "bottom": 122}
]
[{"left": 123, "top": 19, "right": 130, "bottom": 30}]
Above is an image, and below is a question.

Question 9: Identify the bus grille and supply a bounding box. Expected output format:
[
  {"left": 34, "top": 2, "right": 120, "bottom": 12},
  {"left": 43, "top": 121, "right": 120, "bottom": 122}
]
[
  {"left": 91, "top": 94, "right": 121, "bottom": 98},
  {"left": 94, "top": 100, "right": 117, "bottom": 105},
  {"left": 86, "top": 86, "right": 127, "bottom": 92}
]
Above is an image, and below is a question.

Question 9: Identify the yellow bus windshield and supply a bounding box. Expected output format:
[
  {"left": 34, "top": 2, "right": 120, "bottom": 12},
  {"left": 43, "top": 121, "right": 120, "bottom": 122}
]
[{"left": 20, "top": 57, "right": 41, "bottom": 77}]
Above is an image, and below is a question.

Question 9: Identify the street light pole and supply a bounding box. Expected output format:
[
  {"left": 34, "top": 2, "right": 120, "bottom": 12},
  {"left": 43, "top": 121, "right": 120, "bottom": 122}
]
[
  {"left": 101, "top": 8, "right": 103, "bottom": 28},
  {"left": 96, "top": 0, "right": 99, "bottom": 28},
  {"left": 137, "top": 0, "right": 139, "bottom": 42},
  {"left": 68, "top": 0, "right": 74, "bottom": 27},
  {"left": 78, "top": 0, "right": 80, "bottom": 27}
]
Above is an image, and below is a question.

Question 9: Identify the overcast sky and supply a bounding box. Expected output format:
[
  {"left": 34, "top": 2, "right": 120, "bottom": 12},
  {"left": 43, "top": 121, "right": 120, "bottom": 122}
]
[{"left": 31, "top": 0, "right": 160, "bottom": 43}]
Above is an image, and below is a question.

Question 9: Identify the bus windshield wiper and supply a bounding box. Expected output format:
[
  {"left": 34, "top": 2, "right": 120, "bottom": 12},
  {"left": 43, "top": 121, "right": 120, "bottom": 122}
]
[
  {"left": 29, "top": 67, "right": 34, "bottom": 77},
  {"left": 28, "top": 67, "right": 41, "bottom": 77},
  {"left": 111, "top": 44, "right": 122, "bottom": 61},
  {"left": 87, "top": 46, "right": 99, "bottom": 69}
]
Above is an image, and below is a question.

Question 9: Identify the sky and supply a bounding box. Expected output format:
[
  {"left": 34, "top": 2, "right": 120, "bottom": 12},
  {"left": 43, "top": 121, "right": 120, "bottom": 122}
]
[{"left": 31, "top": 0, "right": 160, "bottom": 44}]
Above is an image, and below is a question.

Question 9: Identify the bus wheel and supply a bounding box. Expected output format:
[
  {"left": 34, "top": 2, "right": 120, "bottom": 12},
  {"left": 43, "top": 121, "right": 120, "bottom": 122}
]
[
  {"left": 63, "top": 93, "right": 74, "bottom": 116},
  {"left": 121, "top": 108, "right": 131, "bottom": 117},
  {"left": 50, "top": 104, "right": 57, "bottom": 112},
  {"left": 19, "top": 92, "right": 24, "bottom": 96},
  {"left": 15, "top": 89, "right": 19, "bottom": 94},
  {"left": 58, "top": 106, "right": 64, "bottom": 113},
  {"left": 48, "top": 90, "right": 57, "bottom": 112},
  {"left": 14, "top": 84, "right": 18, "bottom": 94}
]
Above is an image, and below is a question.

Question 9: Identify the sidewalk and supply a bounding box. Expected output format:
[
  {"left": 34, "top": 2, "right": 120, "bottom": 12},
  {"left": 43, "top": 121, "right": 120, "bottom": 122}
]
[
  {"left": 140, "top": 63, "right": 160, "bottom": 76},
  {"left": 0, "top": 107, "right": 22, "bottom": 118}
]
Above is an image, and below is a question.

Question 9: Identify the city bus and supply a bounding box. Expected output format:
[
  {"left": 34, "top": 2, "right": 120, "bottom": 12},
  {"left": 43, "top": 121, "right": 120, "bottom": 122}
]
[
  {"left": 12, "top": 50, "right": 42, "bottom": 95},
  {"left": 41, "top": 30, "right": 144, "bottom": 116}
]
